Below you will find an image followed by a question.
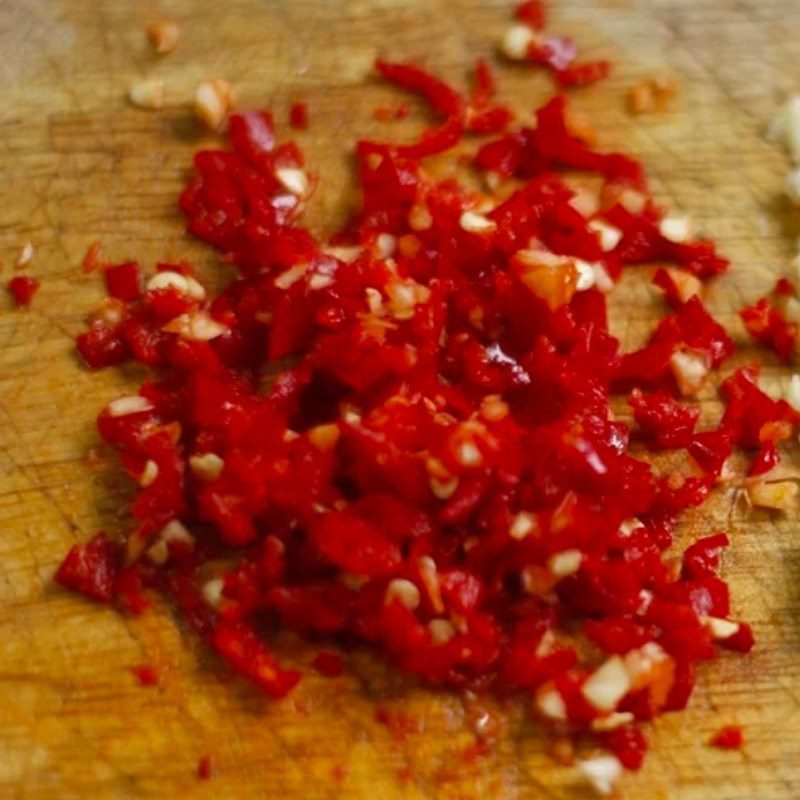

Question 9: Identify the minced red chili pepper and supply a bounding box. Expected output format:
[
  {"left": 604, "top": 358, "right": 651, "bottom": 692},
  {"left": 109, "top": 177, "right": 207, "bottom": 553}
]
[
  {"left": 504, "top": 1, "right": 609, "bottom": 89},
  {"left": 197, "top": 754, "right": 215, "bottom": 779},
  {"left": 708, "top": 724, "right": 743, "bottom": 749},
  {"left": 515, "top": 0, "right": 546, "bottom": 30},
  {"left": 289, "top": 101, "right": 309, "bottom": 130},
  {"left": 55, "top": 8, "right": 768, "bottom": 786},
  {"left": 740, "top": 280, "right": 797, "bottom": 362},
  {"left": 7, "top": 275, "right": 40, "bottom": 306},
  {"left": 131, "top": 664, "right": 160, "bottom": 686}
]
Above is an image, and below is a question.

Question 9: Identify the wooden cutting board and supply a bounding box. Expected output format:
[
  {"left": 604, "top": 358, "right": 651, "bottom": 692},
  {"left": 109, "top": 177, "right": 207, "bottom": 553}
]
[{"left": 1, "top": 0, "right": 799, "bottom": 797}]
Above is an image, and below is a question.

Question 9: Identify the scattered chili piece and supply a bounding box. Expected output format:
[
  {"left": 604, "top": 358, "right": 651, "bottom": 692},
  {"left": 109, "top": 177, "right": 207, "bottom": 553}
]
[
  {"left": 7, "top": 275, "right": 40, "bottom": 307},
  {"left": 502, "top": 1, "right": 609, "bottom": 89},
  {"left": 104, "top": 261, "right": 143, "bottom": 302},
  {"left": 556, "top": 60, "right": 611, "bottom": 89},
  {"left": 740, "top": 280, "right": 797, "bottom": 362},
  {"left": 82, "top": 241, "right": 104, "bottom": 273},
  {"left": 628, "top": 75, "right": 677, "bottom": 115},
  {"left": 147, "top": 21, "right": 180, "bottom": 54},
  {"left": 55, "top": 533, "right": 119, "bottom": 603},
  {"left": 289, "top": 101, "right": 309, "bottom": 130},
  {"left": 197, "top": 754, "right": 215, "bottom": 780},
  {"left": 131, "top": 664, "right": 160, "bottom": 686},
  {"left": 515, "top": 0, "right": 546, "bottom": 30},
  {"left": 708, "top": 725, "right": 743, "bottom": 750}
]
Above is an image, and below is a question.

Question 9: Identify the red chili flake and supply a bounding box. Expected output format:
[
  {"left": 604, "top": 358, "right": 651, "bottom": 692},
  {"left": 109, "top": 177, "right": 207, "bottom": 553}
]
[
  {"left": 7, "top": 275, "right": 40, "bottom": 307},
  {"left": 556, "top": 60, "right": 611, "bottom": 88},
  {"left": 55, "top": 533, "right": 119, "bottom": 603},
  {"left": 630, "top": 388, "right": 700, "bottom": 449},
  {"left": 331, "top": 763, "right": 349, "bottom": 782},
  {"left": 312, "top": 651, "right": 345, "bottom": 677},
  {"left": 289, "top": 101, "right": 309, "bottom": 130},
  {"left": 197, "top": 754, "right": 215, "bottom": 780},
  {"left": 82, "top": 241, "right": 104, "bottom": 273},
  {"left": 515, "top": 0, "right": 546, "bottom": 29},
  {"left": 131, "top": 663, "right": 160, "bottom": 686},
  {"left": 602, "top": 725, "right": 648, "bottom": 771},
  {"left": 104, "top": 261, "right": 143, "bottom": 302},
  {"left": 740, "top": 295, "right": 797, "bottom": 363},
  {"left": 708, "top": 725, "right": 743, "bottom": 750}
]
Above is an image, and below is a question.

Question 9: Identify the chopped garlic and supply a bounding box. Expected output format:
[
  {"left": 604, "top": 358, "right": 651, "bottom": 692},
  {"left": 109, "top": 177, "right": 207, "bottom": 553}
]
[
  {"left": 787, "top": 374, "right": 800, "bottom": 410},
  {"left": 619, "top": 518, "right": 644, "bottom": 536},
  {"left": 189, "top": 452, "right": 224, "bottom": 481},
  {"left": 162, "top": 311, "right": 227, "bottom": 341},
  {"left": 428, "top": 619, "right": 456, "bottom": 645},
  {"left": 17, "top": 242, "right": 35, "bottom": 268},
  {"left": 501, "top": 23, "right": 536, "bottom": 61},
  {"left": 459, "top": 210, "right": 497, "bottom": 234},
  {"left": 128, "top": 78, "right": 165, "bottom": 110},
  {"left": 509, "top": 511, "right": 535, "bottom": 541},
  {"left": 575, "top": 259, "right": 597, "bottom": 291},
  {"left": 535, "top": 684, "right": 567, "bottom": 721},
  {"left": 276, "top": 167, "right": 310, "bottom": 197},
  {"left": 590, "top": 711, "right": 635, "bottom": 732},
  {"left": 588, "top": 219, "right": 623, "bottom": 252},
  {"left": 147, "top": 20, "right": 180, "bottom": 54},
  {"left": 147, "top": 270, "right": 188, "bottom": 294},
  {"left": 375, "top": 233, "right": 396, "bottom": 259},
  {"left": 456, "top": 441, "right": 483, "bottom": 468},
  {"left": 139, "top": 459, "right": 159, "bottom": 488},
  {"left": 659, "top": 214, "right": 694, "bottom": 244},
  {"left": 547, "top": 549, "right": 582, "bottom": 578},
  {"left": 274, "top": 264, "right": 308, "bottom": 289},
  {"left": 107, "top": 395, "right": 153, "bottom": 417},
  {"left": 748, "top": 480, "right": 799, "bottom": 513},
  {"left": 194, "top": 79, "right": 234, "bottom": 130},
  {"left": 669, "top": 349, "right": 710, "bottom": 397},
  {"left": 700, "top": 615, "right": 740, "bottom": 640},
  {"left": 661, "top": 266, "right": 703, "bottom": 303},
  {"left": 384, "top": 578, "right": 421, "bottom": 610},
  {"left": 581, "top": 656, "right": 631, "bottom": 712},
  {"left": 577, "top": 755, "right": 623, "bottom": 796}
]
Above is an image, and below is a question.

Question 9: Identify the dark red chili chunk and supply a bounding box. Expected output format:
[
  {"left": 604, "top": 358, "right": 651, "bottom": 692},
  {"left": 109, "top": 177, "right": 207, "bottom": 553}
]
[{"left": 8, "top": 275, "right": 40, "bottom": 306}]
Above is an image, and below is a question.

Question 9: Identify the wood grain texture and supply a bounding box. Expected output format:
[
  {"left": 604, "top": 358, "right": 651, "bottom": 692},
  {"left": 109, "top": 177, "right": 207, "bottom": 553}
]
[{"left": 1, "top": 0, "right": 799, "bottom": 797}]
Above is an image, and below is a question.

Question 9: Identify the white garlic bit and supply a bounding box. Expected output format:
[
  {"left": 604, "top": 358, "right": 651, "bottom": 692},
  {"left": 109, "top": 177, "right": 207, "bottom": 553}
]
[{"left": 577, "top": 755, "right": 623, "bottom": 796}]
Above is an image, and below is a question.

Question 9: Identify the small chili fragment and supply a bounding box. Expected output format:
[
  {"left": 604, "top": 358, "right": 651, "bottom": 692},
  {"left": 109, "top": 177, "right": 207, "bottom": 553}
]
[
  {"left": 104, "top": 262, "right": 143, "bottom": 302},
  {"left": 289, "top": 101, "right": 309, "bottom": 130},
  {"left": 54, "top": 533, "right": 119, "bottom": 603},
  {"left": 131, "top": 664, "right": 161, "bottom": 686},
  {"left": 197, "top": 754, "right": 215, "bottom": 780},
  {"left": 7, "top": 275, "right": 40, "bottom": 307},
  {"left": 515, "top": 0, "right": 546, "bottom": 29},
  {"left": 708, "top": 725, "right": 743, "bottom": 750}
]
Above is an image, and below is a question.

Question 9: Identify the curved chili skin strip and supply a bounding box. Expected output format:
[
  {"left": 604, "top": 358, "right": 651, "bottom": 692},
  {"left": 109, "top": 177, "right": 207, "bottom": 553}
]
[
  {"left": 359, "top": 115, "right": 464, "bottom": 159},
  {"left": 375, "top": 59, "right": 466, "bottom": 120}
]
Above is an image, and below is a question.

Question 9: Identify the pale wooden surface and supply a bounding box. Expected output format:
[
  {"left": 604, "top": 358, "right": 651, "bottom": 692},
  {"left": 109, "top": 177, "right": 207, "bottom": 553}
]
[{"left": 1, "top": 1, "right": 800, "bottom": 798}]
